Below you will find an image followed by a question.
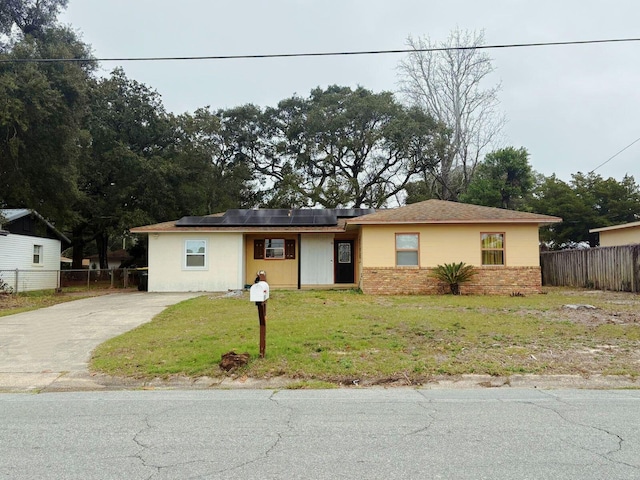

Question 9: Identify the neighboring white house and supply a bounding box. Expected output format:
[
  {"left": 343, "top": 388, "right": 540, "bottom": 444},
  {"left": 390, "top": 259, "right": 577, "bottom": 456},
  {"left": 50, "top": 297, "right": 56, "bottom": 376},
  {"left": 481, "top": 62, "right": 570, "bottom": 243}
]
[
  {"left": 590, "top": 220, "right": 640, "bottom": 247},
  {"left": 86, "top": 249, "right": 133, "bottom": 270},
  {"left": 0, "top": 209, "right": 70, "bottom": 292}
]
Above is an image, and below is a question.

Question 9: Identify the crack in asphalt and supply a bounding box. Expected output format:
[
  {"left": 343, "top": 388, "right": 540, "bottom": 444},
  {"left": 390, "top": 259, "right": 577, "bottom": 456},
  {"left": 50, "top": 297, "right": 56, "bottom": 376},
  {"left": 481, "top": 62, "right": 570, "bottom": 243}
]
[
  {"left": 131, "top": 413, "right": 161, "bottom": 479},
  {"left": 529, "top": 391, "right": 638, "bottom": 471},
  {"left": 201, "top": 391, "right": 292, "bottom": 477},
  {"left": 265, "top": 390, "right": 292, "bottom": 456},
  {"left": 412, "top": 390, "right": 437, "bottom": 435}
]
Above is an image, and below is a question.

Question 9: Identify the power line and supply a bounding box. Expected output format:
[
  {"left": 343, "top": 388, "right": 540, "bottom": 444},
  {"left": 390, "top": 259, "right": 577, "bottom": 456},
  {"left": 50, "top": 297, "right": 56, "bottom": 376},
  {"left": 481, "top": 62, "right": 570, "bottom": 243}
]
[
  {"left": 1, "top": 37, "right": 640, "bottom": 64},
  {"left": 589, "top": 135, "right": 640, "bottom": 174}
]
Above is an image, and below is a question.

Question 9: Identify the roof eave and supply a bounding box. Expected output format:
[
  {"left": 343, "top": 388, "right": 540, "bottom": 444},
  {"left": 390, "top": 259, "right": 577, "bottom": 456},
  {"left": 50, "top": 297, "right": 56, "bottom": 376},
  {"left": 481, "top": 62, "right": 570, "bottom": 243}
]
[
  {"left": 348, "top": 218, "right": 562, "bottom": 226},
  {"left": 130, "top": 226, "right": 348, "bottom": 234},
  {"left": 590, "top": 220, "right": 640, "bottom": 233}
]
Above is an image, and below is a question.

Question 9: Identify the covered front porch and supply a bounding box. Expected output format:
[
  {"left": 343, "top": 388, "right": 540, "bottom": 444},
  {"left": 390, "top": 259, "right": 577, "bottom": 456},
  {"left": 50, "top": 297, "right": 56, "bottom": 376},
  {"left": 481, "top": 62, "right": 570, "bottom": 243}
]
[{"left": 244, "top": 233, "right": 360, "bottom": 290}]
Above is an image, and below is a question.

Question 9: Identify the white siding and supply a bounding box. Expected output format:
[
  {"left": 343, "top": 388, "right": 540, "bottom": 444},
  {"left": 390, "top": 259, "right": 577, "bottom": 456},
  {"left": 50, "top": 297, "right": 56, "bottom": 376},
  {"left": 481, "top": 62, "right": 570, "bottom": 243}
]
[
  {"left": 300, "top": 234, "right": 334, "bottom": 285},
  {"left": 0, "top": 234, "right": 61, "bottom": 291},
  {"left": 147, "top": 232, "right": 244, "bottom": 292}
]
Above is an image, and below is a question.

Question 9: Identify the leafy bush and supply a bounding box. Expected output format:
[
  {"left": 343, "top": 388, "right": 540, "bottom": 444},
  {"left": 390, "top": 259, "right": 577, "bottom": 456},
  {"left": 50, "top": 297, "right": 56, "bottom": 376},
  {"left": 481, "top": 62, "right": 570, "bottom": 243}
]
[{"left": 431, "top": 262, "right": 477, "bottom": 295}]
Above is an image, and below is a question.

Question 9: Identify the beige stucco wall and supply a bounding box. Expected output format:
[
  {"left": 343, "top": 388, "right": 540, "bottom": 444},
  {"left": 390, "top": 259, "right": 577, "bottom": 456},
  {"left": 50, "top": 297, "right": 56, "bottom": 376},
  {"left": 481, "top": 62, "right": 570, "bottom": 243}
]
[
  {"left": 360, "top": 223, "right": 541, "bottom": 268},
  {"left": 598, "top": 226, "right": 640, "bottom": 247},
  {"left": 148, "top": 232, "right": 243, "bottom": 292}
]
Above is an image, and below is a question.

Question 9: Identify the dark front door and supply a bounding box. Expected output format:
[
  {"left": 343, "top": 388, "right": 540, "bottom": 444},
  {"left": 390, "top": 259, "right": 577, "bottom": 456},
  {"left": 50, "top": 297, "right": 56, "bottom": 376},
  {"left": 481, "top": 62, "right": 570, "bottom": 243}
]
[{"left": 335, "top": 240, "right": 355, "bottom": 283}]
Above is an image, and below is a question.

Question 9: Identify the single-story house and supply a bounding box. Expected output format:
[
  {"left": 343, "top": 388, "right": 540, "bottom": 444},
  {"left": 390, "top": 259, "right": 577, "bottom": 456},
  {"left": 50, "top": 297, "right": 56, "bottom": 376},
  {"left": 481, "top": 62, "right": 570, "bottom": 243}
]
[
  {"left": 0, "top": 209, "right": 70, "bottom": 292},
  {"left": 130, "top": 200, "right": 561, "bottom": 295},
  {"left": 86, "top": 249, "right": 133, "bottom": 270},
  {"left": 589, "top": 220, "right": 640, "bottom": 247}
]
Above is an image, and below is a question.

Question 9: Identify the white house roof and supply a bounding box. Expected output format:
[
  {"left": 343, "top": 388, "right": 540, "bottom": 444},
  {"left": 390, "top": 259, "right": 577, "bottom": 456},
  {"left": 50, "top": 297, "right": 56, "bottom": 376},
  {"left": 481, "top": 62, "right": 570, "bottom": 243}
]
[
  {"left": 1, "top": 209, "right": 31, "bottom": 222},
  {"left": 0, "top": 209, "right": 70, "bottom": 243}
]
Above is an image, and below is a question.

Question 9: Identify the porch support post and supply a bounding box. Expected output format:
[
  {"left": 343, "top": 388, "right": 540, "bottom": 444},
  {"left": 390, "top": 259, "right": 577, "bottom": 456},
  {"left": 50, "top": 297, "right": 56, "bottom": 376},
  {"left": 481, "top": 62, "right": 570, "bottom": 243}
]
[{"left": 297, "top": 234, "right": 301, "bottom": 290}]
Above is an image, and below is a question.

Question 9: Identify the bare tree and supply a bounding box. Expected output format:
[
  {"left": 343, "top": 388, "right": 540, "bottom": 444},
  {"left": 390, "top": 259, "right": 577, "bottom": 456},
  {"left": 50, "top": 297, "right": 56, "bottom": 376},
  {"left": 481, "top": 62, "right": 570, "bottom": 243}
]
[{"left": 398, "top": 28, "right": 505, "bottom": 201}]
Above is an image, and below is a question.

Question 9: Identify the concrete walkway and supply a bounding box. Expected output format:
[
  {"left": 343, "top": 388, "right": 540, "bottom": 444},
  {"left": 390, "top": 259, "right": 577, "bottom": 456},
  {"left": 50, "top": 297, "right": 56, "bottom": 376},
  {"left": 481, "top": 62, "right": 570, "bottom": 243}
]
[{"left": 0, "top": 292, "right": 201, "bottom": 392}]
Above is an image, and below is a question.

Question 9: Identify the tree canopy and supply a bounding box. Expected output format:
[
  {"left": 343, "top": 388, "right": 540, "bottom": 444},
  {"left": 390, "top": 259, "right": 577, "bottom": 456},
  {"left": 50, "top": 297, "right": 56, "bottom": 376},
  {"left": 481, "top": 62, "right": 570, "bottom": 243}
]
[
  {"left": 530, "top": 172, "right": 640, "bottom": 248},
  {"left": 1, "top": 10, "right": 639, "bottom": 264},
  {"left": 257, "top": 86, "right": 445, "bottom": 208},
  {"left": 460, "top": 147, "right": 535, "bottom": 210}
]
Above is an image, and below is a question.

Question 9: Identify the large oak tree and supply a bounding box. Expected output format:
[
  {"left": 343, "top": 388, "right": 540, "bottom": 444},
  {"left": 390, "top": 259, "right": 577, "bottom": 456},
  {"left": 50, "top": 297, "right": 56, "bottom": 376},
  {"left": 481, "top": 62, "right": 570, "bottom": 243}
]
[{"left": 257, "top": 85, "right": 445, "bottom": 208}]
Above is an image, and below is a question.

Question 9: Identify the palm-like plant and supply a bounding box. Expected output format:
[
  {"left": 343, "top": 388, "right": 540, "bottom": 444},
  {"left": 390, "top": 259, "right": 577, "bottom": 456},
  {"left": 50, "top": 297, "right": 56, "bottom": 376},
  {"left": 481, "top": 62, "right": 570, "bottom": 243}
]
[{"left": 431, "top": 262, "right": 477, "bottom": 295}]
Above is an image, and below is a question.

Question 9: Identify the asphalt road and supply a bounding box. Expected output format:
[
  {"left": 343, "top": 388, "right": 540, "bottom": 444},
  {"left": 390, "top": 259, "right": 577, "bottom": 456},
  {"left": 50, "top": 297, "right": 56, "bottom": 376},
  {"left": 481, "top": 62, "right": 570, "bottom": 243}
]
[
  {"left": 1, "top": 388, "right": 639, "bottom": 479},
  {"left": 0, "top": 292, "right": 201, "bottom": 392}
]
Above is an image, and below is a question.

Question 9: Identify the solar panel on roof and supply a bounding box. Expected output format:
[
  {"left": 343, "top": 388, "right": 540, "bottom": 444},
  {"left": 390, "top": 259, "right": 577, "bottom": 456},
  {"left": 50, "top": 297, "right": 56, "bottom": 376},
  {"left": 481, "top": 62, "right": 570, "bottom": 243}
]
[
  {"left": 334, "top": 208, "right": 375, "bottom": 218},
  {"left": 268, "top": 216, "right": 294, "bottom": 225},
  {"left": 199, "top": 217, "right": 226, "bottom": 225},
  {"left": 244, "top": 217, "right": 272, "bottom": 225},
  {"left": 175, "top": 208, "right": 367, "bottom": 227}
]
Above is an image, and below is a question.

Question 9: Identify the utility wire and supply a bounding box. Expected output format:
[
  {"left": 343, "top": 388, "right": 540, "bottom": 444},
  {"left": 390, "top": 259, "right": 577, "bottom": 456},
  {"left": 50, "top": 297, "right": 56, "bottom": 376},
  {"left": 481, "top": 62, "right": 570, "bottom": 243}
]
[
  {"left": 589, "top": 135, "right": 640, "bottom": 174},
  {"left": 1, "top": 37, "right": 640, "bottom": 63}
]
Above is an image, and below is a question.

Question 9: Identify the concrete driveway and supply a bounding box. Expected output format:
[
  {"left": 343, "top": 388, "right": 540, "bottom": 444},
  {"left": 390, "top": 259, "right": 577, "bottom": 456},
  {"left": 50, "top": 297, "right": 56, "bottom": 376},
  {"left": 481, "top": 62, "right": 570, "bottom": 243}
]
[{"left": 0, "top": 292, "right": 201, "bottom": 392}]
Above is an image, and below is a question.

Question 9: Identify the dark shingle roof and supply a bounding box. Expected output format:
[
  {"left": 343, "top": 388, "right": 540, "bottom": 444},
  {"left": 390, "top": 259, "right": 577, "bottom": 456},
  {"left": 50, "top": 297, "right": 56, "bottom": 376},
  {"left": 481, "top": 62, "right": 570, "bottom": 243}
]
[{"left": 129, "top": 201, "right": 561, "bottom": 233}]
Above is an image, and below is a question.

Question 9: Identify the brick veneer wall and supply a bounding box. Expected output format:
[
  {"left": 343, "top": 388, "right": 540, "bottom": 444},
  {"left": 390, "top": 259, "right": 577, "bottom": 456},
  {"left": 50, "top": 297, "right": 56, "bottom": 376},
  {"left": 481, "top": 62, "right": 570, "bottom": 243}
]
[{"left": 360, "top": 266, "right": 542, "bottom": 295}]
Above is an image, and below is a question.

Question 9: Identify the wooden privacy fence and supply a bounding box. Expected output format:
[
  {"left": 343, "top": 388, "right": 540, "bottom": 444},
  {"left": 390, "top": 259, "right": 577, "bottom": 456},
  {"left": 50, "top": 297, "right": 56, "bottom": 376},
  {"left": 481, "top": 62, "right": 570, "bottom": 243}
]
[{"left": 540, "top": 244, "right": 640, "bottom": 292}]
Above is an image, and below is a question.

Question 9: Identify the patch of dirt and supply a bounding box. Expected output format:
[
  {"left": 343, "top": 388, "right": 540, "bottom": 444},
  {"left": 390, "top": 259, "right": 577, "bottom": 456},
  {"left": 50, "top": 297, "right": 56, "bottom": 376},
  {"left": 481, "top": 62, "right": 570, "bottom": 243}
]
[
  {"left": 556, "top": 308, "right": 639, "bottom": 326},
  {"left": 219, "top": 351, "right": 251, "bottom": 371}
]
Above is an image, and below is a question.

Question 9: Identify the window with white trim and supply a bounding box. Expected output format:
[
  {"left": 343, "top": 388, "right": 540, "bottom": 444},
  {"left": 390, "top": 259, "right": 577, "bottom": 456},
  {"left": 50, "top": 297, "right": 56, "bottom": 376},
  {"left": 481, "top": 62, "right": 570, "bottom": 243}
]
[
  {"left": 265, "top": 239, "right": 285, "bottom": 259},
  {"left": 396, "top": 233, "right": 419, "bottom": 266},
  {"left": 254, "top": 239, "right": 296, "bottom": 260},
  {"left": 33, "top": 245, "right": 43, "bottom": 265},
  {"left": 185, "top": 239, "right": 207, "bottom": 269}
]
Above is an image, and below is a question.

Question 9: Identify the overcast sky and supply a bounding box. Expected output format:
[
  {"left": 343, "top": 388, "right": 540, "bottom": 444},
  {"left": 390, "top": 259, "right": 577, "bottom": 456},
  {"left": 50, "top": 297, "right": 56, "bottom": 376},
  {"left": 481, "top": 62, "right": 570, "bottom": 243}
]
[{"left": 60, "top": 0, "right": 640, "bottom": 184}]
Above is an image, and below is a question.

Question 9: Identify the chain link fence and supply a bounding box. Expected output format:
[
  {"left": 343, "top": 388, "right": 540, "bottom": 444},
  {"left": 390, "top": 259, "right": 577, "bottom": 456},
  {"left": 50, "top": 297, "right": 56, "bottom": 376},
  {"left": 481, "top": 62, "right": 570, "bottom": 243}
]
[{"left": 0, "top": 269, "right": 143, "bottom": 294}]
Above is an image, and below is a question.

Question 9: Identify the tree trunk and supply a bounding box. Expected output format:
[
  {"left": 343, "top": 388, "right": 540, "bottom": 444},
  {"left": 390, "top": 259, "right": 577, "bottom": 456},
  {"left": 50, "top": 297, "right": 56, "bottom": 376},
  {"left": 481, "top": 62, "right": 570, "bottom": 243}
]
[
  {"left": 71, "top": 226, "right": 86, "bottom": 269},
  {"left": 96, "top": 233, "right": 109, "bottom": 269}
]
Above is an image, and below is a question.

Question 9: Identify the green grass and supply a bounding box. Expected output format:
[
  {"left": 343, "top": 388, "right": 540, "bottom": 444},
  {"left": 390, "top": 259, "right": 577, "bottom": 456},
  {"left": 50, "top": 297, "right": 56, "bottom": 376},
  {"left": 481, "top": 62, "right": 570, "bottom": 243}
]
[{"left": 89, "top": 288, "right": 640, "bottom": 383}]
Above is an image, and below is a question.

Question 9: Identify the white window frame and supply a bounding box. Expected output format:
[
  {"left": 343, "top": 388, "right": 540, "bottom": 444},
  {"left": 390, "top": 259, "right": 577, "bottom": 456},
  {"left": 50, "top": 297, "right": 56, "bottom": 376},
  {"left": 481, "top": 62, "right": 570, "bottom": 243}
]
[
  {"left": 265, "top": 239, "right": 285, "bottom": 259},
  {"left": 184, "top": 239, "right": 208, "bottom": 270},
  {"left": 395, "top": 233, "right": 420, "bottom": 267},
  {"left": 33, "top": 244, "right": 43, "bottom": 265}
]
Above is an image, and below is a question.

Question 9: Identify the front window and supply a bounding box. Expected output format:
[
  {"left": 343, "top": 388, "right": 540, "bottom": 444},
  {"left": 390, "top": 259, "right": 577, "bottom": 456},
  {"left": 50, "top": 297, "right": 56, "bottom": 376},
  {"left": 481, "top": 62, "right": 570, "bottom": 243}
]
[
  {"left": 185, "top": 240, "right": 206, "bottom": 268},
  {"left": 396, "top": 233, "right": 419, "bottom": 266},
  {"left": 265, "top": 239, "right": 285, "bottom": 259},
  {"left": 481, "top": 233, "right": 505, "bottom": 265},
  {"left": 33, "top": 245, "right": 43, "bottom": 264}
]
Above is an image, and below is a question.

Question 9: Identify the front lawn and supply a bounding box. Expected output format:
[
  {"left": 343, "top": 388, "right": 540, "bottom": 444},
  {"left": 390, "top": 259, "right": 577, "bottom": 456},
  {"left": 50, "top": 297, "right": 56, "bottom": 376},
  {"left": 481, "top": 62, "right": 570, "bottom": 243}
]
[{"left": 89, "top": 288, "right": 640, "bottom": 385}]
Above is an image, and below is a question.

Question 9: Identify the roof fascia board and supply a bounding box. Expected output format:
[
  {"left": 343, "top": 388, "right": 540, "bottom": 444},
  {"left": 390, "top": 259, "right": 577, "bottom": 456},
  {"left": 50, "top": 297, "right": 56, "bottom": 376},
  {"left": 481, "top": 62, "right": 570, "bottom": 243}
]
[
  {"left": 348, "top": 219, "right": 562, "bottom": 225},
  {"left": 589, "top": 221, "right": 640, "bottom": 233}
]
